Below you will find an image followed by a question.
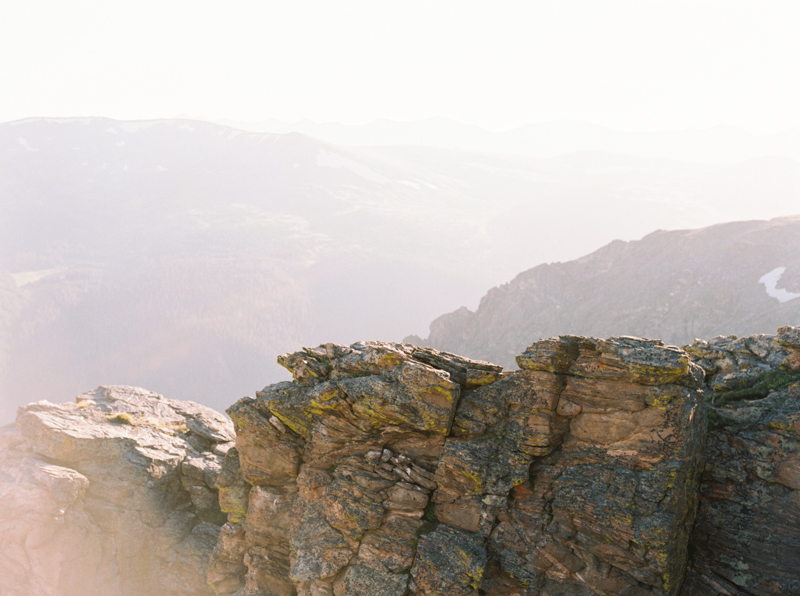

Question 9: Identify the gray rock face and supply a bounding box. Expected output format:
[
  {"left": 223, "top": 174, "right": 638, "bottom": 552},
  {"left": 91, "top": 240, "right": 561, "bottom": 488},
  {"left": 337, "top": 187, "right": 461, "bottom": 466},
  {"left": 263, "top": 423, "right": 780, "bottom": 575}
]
[
  {"left": 213, "top": 330, "right": 800, "bottom": 595},
  {"left": 0, "top": 385, "right": 234, "bottom": 596},
  {"left": 215, "top": 342, "right": 479, "bottom": 596},
  {"left": 486, "top": 336, "right": 706, "bottom": 596}
]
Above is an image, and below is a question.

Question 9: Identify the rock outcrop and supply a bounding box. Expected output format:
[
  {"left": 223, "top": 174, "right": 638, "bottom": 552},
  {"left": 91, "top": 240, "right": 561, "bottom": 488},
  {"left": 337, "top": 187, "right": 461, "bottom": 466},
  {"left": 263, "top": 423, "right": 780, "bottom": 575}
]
[
  {"left": 0, "top": 385, "right": 234, "bottom": 596},
  {"left": 3, "top": 328, "right": 800, "bottom": 595},
  {"left": 212, "top": 337, "right": 707, "bottom": 596}
]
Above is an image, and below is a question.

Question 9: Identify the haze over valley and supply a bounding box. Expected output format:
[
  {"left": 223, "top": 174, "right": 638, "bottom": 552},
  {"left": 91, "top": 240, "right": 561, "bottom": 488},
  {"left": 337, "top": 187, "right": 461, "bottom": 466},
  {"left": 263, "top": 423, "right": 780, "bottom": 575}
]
[{"left": 2, "top": 116, "right": 800, "bottom": 421}]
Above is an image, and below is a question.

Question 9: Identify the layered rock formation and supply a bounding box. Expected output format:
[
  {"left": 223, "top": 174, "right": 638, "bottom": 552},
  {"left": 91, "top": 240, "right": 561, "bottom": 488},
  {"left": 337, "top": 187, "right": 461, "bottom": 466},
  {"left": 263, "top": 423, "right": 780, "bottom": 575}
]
[
  {"left": 3, "top": 328, "right": 799, "bottom": 595},
  {"left": 211, "top": 337, "right": 707, "bottom": 596},
  {"left": 0, "top": 385, "right": 234, "bottom": 596}
]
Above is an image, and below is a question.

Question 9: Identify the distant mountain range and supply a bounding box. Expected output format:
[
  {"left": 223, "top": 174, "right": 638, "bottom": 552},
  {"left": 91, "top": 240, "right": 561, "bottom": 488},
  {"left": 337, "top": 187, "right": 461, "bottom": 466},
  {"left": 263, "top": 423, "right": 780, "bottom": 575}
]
[
  {"left": 2, "top": 116, "right": 800, "bottom": 421},
  {"left": 212, "top": 116, "right": 800, "bottom": 164},
  {"left": 408, "top": 216, "right": 800, "bottom": 368}
]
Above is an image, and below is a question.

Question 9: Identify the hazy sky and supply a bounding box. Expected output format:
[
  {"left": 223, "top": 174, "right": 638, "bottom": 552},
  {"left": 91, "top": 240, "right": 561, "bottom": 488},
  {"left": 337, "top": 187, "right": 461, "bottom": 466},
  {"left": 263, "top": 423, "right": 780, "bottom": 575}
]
[{"left": 2, "top": 1, "right": 799, "bottom": 132}]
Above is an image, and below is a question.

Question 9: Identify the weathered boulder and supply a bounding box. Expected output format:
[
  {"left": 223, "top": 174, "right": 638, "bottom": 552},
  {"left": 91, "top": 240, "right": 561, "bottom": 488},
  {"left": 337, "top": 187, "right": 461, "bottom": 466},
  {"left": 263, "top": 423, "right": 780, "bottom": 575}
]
[{"left": 0, "top": 385, "right": 234, "bottom": 596}]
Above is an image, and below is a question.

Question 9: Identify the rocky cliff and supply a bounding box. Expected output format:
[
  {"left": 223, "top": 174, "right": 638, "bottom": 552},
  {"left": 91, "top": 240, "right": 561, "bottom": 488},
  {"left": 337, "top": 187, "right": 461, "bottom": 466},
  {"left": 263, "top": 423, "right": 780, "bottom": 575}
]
[{"left": 2, "top": 328, "right": 799, "bottom": 595}]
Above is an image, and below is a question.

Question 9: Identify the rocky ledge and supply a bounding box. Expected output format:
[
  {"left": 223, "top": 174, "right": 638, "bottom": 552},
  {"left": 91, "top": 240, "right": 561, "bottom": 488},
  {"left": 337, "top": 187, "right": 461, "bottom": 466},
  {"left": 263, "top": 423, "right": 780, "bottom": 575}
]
[
  {"left": 0, "top": 385, "right": 234, "bottom": 596},
  {"left": 2, "top": 328, "right": 799, "bottom": 596}
]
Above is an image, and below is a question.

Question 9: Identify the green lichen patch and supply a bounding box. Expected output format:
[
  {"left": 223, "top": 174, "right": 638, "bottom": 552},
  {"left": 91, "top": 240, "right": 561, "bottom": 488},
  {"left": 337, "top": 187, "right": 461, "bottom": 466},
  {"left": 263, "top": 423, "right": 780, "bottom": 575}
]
[
  {"left": 107, "top": 412, "right": 134, "bottom": 425},
  {"left": 713, "top": 370, "right": 800, "bottom": 406}
]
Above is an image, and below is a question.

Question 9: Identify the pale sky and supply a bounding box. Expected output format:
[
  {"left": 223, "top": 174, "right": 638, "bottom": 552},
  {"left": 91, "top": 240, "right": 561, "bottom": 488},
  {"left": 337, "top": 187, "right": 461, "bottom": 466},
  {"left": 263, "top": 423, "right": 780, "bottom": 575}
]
[{"left": 2, "top": 0, "right": 799, "bottom": 133}]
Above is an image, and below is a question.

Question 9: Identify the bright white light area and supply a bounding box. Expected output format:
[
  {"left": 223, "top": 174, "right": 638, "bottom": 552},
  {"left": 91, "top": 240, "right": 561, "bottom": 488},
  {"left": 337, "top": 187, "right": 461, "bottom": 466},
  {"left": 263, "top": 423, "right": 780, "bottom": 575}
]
[
  {"left": 11, "top": 269, "right": 63, "bottom": 288},
  {"left": 1, "top": 1, "right": 799, "bottom": 133},
  {"left": 758, "top": 267, "right": 800, "bottom": 303},
  {"left": 17, "top": 137, "right": 37, "bottom": 152}
]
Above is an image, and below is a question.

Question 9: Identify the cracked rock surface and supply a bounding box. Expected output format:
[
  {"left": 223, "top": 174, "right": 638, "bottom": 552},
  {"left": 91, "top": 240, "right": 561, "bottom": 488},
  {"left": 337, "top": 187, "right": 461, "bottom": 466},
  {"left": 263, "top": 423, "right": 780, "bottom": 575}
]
[{"left": 681, "top": 329, "right": 800, "bottom": 596}]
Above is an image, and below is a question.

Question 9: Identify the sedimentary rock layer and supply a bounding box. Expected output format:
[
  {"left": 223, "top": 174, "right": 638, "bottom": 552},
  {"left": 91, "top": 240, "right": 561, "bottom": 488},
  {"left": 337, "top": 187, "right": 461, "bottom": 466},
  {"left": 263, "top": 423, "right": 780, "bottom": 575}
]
[{"left": 681, "top": 328, "right": 800, "bottom": 596}]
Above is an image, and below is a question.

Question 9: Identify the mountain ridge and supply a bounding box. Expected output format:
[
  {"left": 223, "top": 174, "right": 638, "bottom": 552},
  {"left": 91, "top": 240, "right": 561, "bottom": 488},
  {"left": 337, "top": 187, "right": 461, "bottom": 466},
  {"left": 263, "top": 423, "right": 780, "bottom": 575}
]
[
  {"left": 209, "top": 116, "right": 800, "bottom": 163},
  {"left": 410, "top": 215, "right": 800, "bottom": 368}
]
